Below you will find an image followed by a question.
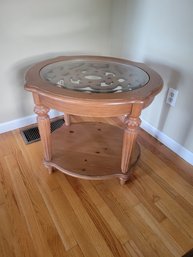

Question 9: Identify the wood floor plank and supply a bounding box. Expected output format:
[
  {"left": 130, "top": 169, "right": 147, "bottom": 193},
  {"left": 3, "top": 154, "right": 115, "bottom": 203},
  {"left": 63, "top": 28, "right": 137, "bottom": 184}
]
[
  {"left": 18, "top": 131, "right": 100, "bottom": 255},
  {"left": 57, "top": 174, "right": 118, "bottom": 257},
  {"left": 138, "top": 158, "right": 193, "bottom": 222},
  {"left": 19, "top": 146, "right": 100, "bottom": 257},
  {"left": 140, "top": 149, "right": 193, "bottom": 240},
  {"left": 37, "top": 185, "right": 77, "bottom": 251},
  {"left": 161, "top": 218, "right": 193, "bottom": 253},
  {"left": 94, "top": 181, "right": 165, "bottom": 257},
  {"left": 52, "top": 185, "right": 100, "bottom": 257},
  {"left": 133, "top": 160, "right": 193, "bottom": 249},
  {"left": 13, "top": 139, "right": 73, "bottom": 255},
  {"left": 126, "top": 206, "right": 177, "bottom": 257},
  {"left": 138, "top": 129, "right": 193, "bottom": 184},
  {"left": 141, "top": 145, "right": 193, "bottom": 206},
  {"left": 0, "top": 159, "right": 37, "bottom": 257},
  {"left": 12, "top": 129, "right": 60, "bottom": 192},
  {"left": 68, "top": 178, "right": 129, "bottom": 256},
  {"left": 124, "top": 240, "right": 144, "bottom": 257},
  {"left": 67, "top": 245, "right": 85, "bottom": 257},
  {"left": 4, "top": 154, "right": 66, "bottom": 257},
  {"left": 15, "top": 135, "right": 77, "bottom": 251},
  {"left": 96, "top": 178, "right": 140, "bottom": 211},
  {"left": 156, "top": 199, "right": 193, "bottom": 240},
  {"left": 0, "top": 163, "right": 5, "bottom": 205},
  {"left": 134, "top": 203, "right": 183, "bottom": 257},
  {"left": 0, "top": 132, "right": 14, "bottom": 157},
  {"left": 80, "top": 179, "right": 130, "bottom": 244},
  {"left": 0, "top": 204, "right": 16, "bottom": 257},
  {"left": 128, "top": 167, "right": 166, "bottom": 222}
]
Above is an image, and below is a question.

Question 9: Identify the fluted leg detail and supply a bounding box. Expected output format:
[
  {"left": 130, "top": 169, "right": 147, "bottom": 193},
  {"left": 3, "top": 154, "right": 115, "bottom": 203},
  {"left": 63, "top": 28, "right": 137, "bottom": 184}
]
[
  {"left": 64, "top": 113, "right": 71, "bottom": 126},
  {"left": 121, "top": 104, "right": 142, "bottom": 175},
  {"left": 34, "top": 105, "right": 53, "bottom": 173}
]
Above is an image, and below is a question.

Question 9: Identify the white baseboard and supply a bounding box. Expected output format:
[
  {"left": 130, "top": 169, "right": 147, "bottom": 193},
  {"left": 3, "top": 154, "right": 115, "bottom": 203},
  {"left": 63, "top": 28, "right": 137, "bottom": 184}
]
[
  {"left": 141, "top": 119, "right": 193, "bottom": 166},
  {"left": 0, "top": 110, "right": 63, "bottom": 134},
  {"left": 1, "top": 113, "right": 192, "bottom": 166}
]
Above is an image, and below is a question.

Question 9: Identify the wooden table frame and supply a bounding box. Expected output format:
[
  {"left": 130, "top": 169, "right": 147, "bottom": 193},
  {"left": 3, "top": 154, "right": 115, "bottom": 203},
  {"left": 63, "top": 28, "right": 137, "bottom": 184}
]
[{"left": 25, "top": 55, "right": 163, "bottom": 184}]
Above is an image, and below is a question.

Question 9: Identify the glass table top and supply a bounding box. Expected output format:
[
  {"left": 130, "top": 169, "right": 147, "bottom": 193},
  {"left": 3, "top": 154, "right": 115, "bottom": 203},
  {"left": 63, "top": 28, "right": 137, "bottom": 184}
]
[{"left": 40, "top": 60, "right": 149, "bottom": 93}]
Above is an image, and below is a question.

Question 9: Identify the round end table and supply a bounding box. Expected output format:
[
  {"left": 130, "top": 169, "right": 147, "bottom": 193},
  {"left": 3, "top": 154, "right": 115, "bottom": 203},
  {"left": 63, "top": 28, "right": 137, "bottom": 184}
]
[{"left": 25, "top": 55, "right": 163, "bottom": 184}]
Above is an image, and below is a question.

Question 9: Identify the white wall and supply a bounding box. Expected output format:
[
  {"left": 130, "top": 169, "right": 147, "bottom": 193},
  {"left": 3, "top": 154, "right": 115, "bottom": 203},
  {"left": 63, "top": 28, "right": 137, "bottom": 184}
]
[
  {"left": 111, "top": 0, "right": 193, "bottom": 154},
  {"left": 111, "top": 0, "right": 145, "bottom": 59},
  {"left": 1, "top": 0, "right": 193, "bottom": 161},
  {"left": 0, "top": 0, "right": 111, "bottom": 122}
]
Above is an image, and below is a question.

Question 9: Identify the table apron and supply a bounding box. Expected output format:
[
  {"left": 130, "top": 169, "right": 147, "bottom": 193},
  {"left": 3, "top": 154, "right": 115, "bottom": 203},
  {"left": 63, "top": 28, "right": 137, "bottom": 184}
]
[{"left": 38, "top": 94, "right": 133, "bottom": 117}]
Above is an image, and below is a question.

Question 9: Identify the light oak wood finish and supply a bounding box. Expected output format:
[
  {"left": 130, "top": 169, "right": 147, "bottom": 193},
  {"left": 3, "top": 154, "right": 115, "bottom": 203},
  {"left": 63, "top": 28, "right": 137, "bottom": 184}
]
[
  {"left": 64, "top": 113, "right": 71, "bottom": 126},
  {"left": 45, "top": 122, "right": 140, "bottom": 181},
  {"left": 0, "top": 117, "right": 193, "bottom": 257},
  {"left": 121, "top": 103, "right": 142, "bottom": 176},
  {"left": 25, "top": 55, "right": 163, "bottom": 183}
]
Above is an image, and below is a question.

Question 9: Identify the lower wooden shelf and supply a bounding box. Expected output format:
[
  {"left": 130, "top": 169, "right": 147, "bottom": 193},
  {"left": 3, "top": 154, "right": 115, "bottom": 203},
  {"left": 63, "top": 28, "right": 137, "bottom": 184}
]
[{"left": 45, "top": 122, "right": 140, "bottom": 182}]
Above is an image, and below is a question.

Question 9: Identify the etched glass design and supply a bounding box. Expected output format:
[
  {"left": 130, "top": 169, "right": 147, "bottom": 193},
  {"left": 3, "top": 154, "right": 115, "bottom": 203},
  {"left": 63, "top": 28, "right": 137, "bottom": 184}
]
[{"left": 40, "top": 60, "right": 149, "bottom": 93}]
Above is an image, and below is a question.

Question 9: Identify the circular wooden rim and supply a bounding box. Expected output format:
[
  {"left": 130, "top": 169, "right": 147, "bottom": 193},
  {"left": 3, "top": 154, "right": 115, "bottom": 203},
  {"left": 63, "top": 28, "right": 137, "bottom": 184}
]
[{"left": 25, "top": 55, "right": 163, "bottom": 104}]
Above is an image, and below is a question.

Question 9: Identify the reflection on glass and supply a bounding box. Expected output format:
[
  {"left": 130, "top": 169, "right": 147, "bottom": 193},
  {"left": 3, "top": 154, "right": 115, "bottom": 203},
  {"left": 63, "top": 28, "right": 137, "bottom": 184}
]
[{"left": 40, "top": 60, "right": 149, "bottom": 93}]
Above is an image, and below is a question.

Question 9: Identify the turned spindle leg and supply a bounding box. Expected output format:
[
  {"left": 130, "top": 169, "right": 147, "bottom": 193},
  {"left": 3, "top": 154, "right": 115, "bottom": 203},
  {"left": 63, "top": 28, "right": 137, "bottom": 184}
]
[
  {"left": 64, "top": 113, "right": 71, "bottom": 126},
  {"left": 34, "top": 105, "right": 53, "bottom": 174},
  {"left": 120, "top": 104, "right": 142, "bottom": 184},
  {"left": 120, "top": 177, "right": 127, "bottom": 185}
]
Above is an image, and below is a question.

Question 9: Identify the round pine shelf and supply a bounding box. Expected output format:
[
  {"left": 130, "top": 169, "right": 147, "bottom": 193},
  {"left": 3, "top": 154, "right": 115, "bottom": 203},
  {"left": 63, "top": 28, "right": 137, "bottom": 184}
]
[{"left": 45, "top": 122, "right": 140, "bottom": 181}]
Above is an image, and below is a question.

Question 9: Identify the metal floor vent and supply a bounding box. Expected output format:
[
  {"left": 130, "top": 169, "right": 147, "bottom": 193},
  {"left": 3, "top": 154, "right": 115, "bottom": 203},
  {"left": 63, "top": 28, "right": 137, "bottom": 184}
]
[{"left": 20, "top": 118, "right": 65, "bottom": 144}]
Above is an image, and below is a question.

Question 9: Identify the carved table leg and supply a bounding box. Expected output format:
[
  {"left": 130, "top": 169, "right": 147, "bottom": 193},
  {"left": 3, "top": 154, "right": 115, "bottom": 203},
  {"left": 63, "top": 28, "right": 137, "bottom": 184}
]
[
  {"left": 120, "top": 104, "right": 142, "bottom": 184},
  {"left": 34, "top": 105, "right": 53, "bottom": 174},
  {"left": 64, "top": 113, "right": 71, "bottom": 126}
]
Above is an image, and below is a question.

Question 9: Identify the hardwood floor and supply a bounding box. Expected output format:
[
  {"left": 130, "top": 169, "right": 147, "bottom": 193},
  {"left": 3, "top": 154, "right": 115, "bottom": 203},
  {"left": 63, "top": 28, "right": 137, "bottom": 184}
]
[{"left": 0, "top": 116, "right": 193, "bottom": 257}]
